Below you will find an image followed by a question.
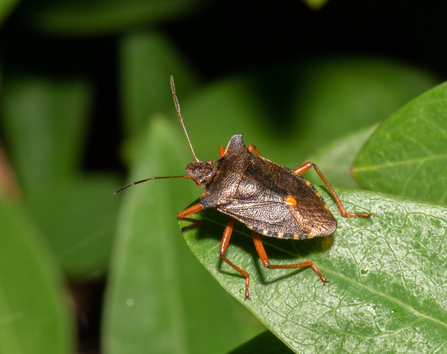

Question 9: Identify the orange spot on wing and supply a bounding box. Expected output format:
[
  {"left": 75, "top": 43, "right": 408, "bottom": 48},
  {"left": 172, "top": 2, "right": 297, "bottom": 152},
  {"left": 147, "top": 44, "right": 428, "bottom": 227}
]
[{"left": 284, "top": 195, "right": 297, "bottom": 206}]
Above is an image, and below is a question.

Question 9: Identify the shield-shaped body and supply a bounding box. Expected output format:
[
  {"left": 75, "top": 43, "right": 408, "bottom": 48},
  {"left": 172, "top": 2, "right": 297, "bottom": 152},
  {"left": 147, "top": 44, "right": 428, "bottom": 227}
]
[{"left": 199, "top": 135, "right": 337, "bottom": 240}]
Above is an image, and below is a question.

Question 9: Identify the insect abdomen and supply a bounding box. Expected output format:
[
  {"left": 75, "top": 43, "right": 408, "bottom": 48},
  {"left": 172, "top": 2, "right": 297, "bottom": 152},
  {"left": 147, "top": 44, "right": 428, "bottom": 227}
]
[{"left": 247, "top": 225, "right": 314, "bottom": 240}]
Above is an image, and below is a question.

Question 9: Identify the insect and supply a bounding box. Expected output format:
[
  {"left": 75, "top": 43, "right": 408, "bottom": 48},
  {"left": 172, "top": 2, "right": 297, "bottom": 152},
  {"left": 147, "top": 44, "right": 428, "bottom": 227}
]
[{"left": 116, "top": 76, "right": 371, "bottom": 300}]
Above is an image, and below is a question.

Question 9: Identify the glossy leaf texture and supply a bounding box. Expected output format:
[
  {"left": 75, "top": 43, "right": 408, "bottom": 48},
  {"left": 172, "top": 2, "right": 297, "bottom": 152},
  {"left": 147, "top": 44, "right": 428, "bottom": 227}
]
[
  {"left": 352, "top": 81, "right": 447, "bottom": 205},
  {"left": 103, "top": 116, "right": 265, "bottom": 354},
  {"left": 0, "top": 199, "right": 74, "bottom": 354},
  {"left": 182, "top": 188, "right": 447, "bottom": 353}
]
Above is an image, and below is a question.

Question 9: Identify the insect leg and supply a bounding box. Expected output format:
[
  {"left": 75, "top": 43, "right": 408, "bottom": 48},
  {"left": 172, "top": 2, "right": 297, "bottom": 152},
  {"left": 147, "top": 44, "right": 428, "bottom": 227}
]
[
  {"left": 220, "top": 217, "right": 251, "bottom": 300},
  {"left": 247, "top": 144, "right": 262, "bottom": 156},
  {"left": 218, "top": 146, "right": 225, "bottom": 158},
  {"left": 293, "top": 162, "right": 371, "bottom": 219},
  {"left": 177, "top": 203, "right": 204, "bottom": 232},
  {"left": 251, "top": 231, "right": 329, "bottom": 285}
]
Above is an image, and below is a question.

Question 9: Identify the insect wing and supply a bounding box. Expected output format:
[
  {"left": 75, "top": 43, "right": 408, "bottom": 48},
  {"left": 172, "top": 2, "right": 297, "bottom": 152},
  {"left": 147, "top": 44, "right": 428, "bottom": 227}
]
[{"left": 217, "top": 155, "right": 337, "bottom": 238}]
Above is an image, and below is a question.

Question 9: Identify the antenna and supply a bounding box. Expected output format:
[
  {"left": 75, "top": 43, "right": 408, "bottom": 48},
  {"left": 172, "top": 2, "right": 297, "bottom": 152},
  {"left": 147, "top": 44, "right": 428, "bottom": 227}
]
[
  {"left": 115, "top": 175, "right": 194, "bottom": 194},
  {"left": 170, "top": 76, "right": 200, "bottom": 162},
  {"left": 114, "top": 77, "right": 199, "bottom": 194}
]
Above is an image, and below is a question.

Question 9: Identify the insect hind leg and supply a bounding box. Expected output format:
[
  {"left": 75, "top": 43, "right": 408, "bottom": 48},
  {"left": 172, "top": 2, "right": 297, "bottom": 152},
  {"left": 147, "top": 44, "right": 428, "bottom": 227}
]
[
  {"left": 251, "top": 231, "right": 329, "bottom": 285},
  {"left": 294, "top": 161, "right": 370, "bottom": 220},
  {"left": 220, "top": 217, "right": 251, "bottom": 300}
]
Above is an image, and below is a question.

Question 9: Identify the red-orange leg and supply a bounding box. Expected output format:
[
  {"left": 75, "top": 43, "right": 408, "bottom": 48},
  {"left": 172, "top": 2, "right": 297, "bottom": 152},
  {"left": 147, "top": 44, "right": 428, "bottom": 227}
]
[
  {"left": 248, "top": 144, "right": 262, "bottom": 156},
  {"left": 177, "top": 203, "right": 204, "bottom": 232},
  {"left": 252, "top": 231, "right": 329, "bottom": 284},
  {"left": 220, "top": 217, "right": 251, "bottom": 300},
  {"left": 218, "top": 146, "right": 225, "bottom": 158},
  {"left": 294, "top": 162, "right": 370, "bottom": 219}
]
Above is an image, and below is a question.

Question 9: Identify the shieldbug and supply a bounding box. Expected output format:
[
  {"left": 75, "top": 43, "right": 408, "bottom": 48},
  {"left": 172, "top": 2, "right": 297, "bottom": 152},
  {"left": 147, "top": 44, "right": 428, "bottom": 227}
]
[{"left": 116, "top": 76, "right": 371, "bottom": 300}]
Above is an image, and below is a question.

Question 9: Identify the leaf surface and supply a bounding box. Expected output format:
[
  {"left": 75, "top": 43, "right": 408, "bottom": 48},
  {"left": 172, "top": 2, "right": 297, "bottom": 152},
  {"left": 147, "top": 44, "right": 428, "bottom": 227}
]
[
  {"left": 26, "top": 176, "right": 122, "bottom": 278},
  {"left": 302, "top": 0, "right": 329, "bottom": 10},
  {"left": 0, "top": 200, "right": 74, "bottom": 354},
  {"left": 0, "top": 75, "right": 121, "bottom": 278},
  {"left": 182, "top": 188, "right": 447, "bottom": 353},
  {"left": 0, "top": 0, "right": 20, "bottom": 23},
  {"left": 28, "top": 0, "right": 206, "bottom": 35},
  {"left": 352, "top": 81, "right": 447, "bottom": 205},
  {"left": 0, "top": 75, "right": 91, "bottom": 194},
  {"left": 103, "top": 115, "right": 264, "bottom": 354},
  {"left": 119, "top": 31, "right": 200, "bottom": 142}
]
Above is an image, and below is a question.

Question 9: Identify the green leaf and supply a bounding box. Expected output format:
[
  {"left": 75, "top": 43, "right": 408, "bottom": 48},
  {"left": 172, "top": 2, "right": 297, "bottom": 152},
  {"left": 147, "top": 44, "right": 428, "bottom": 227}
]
[
  {"left": 0, "top": 199, "right": 74, "bottom": 354},
  {"left": 119, "top": 31, "right": 200, "bottom": 142},
  {"left": 302, "top": 0, "right": 329, "bottom": 10},
  {"left": 182, "top": 188, "right": 447, "bottom": 352},
  {"left": 304, "top": 125, "right": 377, "bottom": 189},
  {"left": 1, "top": 74, "right": 121, "bottom": 278},
  {"left": 0, "top": 75, "right": 91, "bottom": 194},
  {"left": 229, "top": 330, "right": 293, "bottom": 354},
  {"left": 103, "top": 115, "right": 264, "bottom": 354},
  {"left": 283, "top": 57, "right": 439, "bottom": 167},
  {"left": 0, "top": 0, "right": 20, "bottom": 24},
  {"left": 106, "top": 57, "right": 441, "bottom": 353},
  {"left": 168, "top": 57, "right": 437, "bottom": 172},
  {"left": 28, "top": 0, "right": 207, "bottom": 35},
  {"left": 118, "top": 57, "right": 437, "bottom": 175},
  {"left": 26, "top": 175, "right": 122, "bottom": 278},
  {"left": 352, "top": 81, "right": 447, "bottom": 205}
]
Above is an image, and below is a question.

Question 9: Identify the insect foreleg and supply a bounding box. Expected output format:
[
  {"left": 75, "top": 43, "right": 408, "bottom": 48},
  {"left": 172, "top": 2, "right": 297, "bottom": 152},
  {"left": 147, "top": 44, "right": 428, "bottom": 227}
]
[{"left": 177, "top": 203, "right": 204, "bottom": 232}]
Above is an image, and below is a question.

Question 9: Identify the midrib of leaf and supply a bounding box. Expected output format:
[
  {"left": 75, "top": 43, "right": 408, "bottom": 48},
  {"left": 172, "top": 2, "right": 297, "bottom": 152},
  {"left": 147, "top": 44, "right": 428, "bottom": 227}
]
[{"left": 353, "top": 154, "right": 447, "bottom": 172}]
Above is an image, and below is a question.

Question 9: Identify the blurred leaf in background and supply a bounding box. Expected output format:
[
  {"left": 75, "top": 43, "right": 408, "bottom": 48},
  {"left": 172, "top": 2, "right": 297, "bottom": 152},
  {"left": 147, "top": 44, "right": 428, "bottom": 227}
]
[
  {"left": 119, "top": 31, "right": 200, "bottom": 144},
  {"left": 353, "top": 81, "right": 447, "bottom": 206},
  {"left": 1, "top": 0, "right": 447, "bottom": 353},
  {"left": 303, "top": 124, "right": 378, "bottom": 189},
  {"left": 23, "top": 0, "right": 210, "bottom": 35},
  {"left": 103, "top": 116, "right": 265, "bottom": 354},
  {"left": 0, "top": 75, "right": 122, "bottom": 278},
  {"left": 0, "top": 0, "right": 20, "bottom": 24},
  {"left": 0, "top": 199, "right": 74, "bottom": 354}
]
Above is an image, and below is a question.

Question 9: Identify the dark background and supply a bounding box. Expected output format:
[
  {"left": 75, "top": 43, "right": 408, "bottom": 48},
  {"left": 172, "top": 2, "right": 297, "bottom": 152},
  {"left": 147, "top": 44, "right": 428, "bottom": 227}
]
[{"left": 1, "top": 0, "right": 446, "bottom": 352}]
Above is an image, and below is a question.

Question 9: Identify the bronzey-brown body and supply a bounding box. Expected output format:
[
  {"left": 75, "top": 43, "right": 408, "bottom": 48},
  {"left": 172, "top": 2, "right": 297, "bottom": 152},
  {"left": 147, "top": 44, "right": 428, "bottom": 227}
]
[
  {"left": 116, "top": 76, "right": 371, "bottom": 300},
  {"left": 198, "top": 134, "right": 337, "bottom": 239}
]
